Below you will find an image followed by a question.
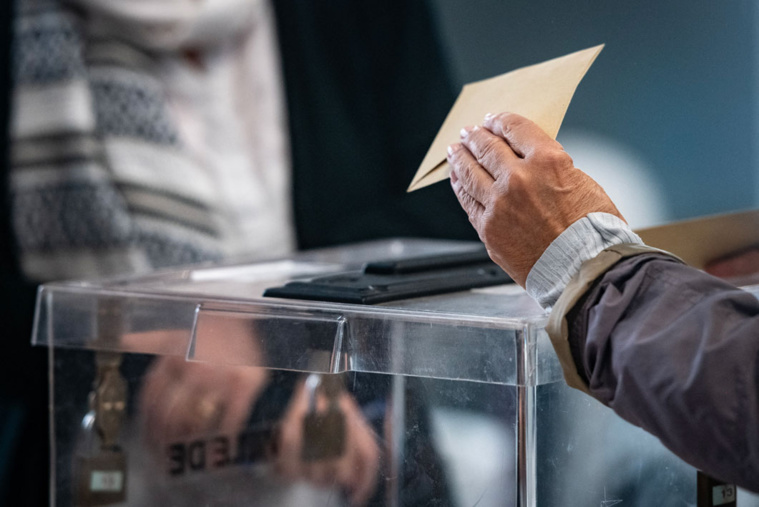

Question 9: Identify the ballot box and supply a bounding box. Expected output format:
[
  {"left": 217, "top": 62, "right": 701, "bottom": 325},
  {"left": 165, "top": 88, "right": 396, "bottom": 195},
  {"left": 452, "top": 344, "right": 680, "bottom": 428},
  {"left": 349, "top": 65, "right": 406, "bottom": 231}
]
[{"left": 34, "top": 238, "right": 724, "bottom": 507}]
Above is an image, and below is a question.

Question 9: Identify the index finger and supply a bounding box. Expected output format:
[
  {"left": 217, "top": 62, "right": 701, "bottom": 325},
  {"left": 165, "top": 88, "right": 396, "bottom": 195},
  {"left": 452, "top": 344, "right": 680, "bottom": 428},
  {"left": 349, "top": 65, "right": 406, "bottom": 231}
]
[{"left": 484, "top": 112, "right": 560, "bottom": 158}]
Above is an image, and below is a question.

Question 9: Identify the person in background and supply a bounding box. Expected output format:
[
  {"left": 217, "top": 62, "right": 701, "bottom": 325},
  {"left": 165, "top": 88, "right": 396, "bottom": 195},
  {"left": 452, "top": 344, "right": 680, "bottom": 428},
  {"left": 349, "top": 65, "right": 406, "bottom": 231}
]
[
  {"left": 6, "top": 1, "right": 294, "bottom": 503},
  {"left": 1, "top": 0, "right": 473, "bottom": 504},
  {"left": 446, "top": 111, "right": 759, "bottom": 492}
]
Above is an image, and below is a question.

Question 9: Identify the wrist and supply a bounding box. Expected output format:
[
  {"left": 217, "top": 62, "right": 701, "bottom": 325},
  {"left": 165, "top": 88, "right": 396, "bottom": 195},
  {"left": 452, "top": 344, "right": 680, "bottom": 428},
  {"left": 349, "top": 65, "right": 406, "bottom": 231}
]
[{"left": 525, "top": 212, "right": 643, "bottom": 310}]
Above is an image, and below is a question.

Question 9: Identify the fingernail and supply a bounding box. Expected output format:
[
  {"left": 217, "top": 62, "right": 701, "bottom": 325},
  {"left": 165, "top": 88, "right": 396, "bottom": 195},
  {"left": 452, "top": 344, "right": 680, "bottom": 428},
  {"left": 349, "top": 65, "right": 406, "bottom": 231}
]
[
  {"left": 447, "top": 145, "right": 454, "bottom": 157},
  {"left": 484, "top": 112, "right": 494, "bottom": 121},
  {"left": 460, "top": 126, "right": 474, "bottom": 138}
]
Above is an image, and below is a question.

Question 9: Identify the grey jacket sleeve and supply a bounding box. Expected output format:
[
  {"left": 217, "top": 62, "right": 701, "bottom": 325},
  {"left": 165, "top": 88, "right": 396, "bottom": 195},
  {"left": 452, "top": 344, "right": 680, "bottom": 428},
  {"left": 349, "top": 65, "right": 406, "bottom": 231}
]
[{"left": 558, "top": 249, "right": 759, "bottom": 492}]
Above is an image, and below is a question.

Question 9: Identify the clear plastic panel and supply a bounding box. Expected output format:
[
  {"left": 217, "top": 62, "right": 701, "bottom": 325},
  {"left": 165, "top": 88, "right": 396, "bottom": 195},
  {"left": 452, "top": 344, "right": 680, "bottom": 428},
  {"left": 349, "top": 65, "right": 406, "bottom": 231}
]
[
  {"left": 34, "top": 286, "right": 199, "bottom": 356},
  {"left": 34, "top": 285, "right": 551, "bottom": 385},
  {"left": 534, "top": 381, "right": 696, "bottom": 506},
  {"left": 189, "top": 302, "right": 534, "bottom": 385},
  {"left": 52, "top": 348, "right": 521, "bottom": 507}
]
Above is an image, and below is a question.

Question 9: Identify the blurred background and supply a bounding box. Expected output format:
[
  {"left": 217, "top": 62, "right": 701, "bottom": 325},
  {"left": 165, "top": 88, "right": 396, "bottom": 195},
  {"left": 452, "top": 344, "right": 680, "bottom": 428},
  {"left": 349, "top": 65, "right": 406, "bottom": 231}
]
[
  {"left": 1, "top": 0, "right": 758, "bottom": 505},
  {"left": 435, "top": 0, "right": 756, "bottom": 228}
]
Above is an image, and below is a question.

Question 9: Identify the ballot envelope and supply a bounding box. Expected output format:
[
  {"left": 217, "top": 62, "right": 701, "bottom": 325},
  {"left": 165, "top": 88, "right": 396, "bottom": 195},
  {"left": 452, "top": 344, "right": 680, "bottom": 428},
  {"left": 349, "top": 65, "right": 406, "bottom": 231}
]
[{"left": 34, "top": 239, "right": 749, "bottom": 507}]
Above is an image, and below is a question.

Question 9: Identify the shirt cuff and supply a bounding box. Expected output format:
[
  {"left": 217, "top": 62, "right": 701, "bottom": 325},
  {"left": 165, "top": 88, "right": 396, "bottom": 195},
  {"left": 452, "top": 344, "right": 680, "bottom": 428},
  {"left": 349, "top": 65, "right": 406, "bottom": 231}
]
[{"left": 525, "top": 212, "right": 643, "bottom": 310}]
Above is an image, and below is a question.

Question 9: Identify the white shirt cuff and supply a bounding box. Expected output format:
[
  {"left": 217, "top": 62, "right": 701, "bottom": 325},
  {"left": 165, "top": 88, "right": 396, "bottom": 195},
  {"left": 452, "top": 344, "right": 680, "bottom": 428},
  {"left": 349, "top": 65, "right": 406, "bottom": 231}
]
[{"left": 525, "top": 212, "right": 643, "bottom": 310}]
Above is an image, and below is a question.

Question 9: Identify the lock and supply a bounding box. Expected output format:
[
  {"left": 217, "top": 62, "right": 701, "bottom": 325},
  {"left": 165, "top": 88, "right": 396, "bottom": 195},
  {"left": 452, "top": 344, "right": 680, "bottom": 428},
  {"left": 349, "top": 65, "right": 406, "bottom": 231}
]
[
  {"left": 92, "top": 352, "right": 127, "bottom": 448},
  {"left": 75, "top": 352, "right": 128, "bottom": 506},
  {"left": 301, "top": 374, "right": 346, "bottom": 462}
]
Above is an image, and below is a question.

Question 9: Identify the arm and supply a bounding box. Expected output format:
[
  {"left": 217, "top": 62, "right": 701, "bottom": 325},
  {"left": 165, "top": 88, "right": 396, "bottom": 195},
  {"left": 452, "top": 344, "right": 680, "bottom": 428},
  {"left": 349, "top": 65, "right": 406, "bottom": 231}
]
[
  {"left": 446, "top": 112, "right": 759, "bottom": 492},
  {"left": 557, "top": 250, "right": 759, "bottom": 491}
]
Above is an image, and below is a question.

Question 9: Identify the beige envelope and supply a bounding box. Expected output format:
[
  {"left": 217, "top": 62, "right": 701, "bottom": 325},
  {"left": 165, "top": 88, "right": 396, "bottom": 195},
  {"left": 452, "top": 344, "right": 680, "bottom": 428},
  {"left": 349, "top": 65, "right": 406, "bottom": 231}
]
[
  {"left": 408, "top": 44, "right": 605, "bottom": 192},
  {"left": 636, "top": 208, "right": 759, "bottom": 269}
]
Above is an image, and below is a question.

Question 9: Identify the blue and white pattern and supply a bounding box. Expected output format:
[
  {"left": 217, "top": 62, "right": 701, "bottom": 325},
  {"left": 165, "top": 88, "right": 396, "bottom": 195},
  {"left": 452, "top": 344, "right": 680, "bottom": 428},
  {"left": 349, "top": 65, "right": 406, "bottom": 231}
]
[
  {"left": 13, "top": 11, "right": 85, "bottom": 85},
  {"left": 91, "top": 74, "right": 180, "bottom": 145},
  {"left": 10, "top": 3, "right": 223, "bottom": 281}
]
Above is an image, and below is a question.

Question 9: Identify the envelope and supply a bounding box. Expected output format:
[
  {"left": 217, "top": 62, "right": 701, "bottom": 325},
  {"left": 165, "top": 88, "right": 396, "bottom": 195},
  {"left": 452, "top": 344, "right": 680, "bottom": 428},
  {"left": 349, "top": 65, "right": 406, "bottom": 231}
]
[
  {"left": 409, "top": 44, "right": 604, "bottom": 192},
  {"left": 635, "top": 208, "right": 759, "bottom": 269}
]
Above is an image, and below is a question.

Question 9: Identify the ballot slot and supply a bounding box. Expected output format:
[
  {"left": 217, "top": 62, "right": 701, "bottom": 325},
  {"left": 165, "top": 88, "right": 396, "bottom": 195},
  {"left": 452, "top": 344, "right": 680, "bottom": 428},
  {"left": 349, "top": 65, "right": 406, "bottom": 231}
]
[
  {"left": 262, "top": 248, "right": 513, "bottom": 304},
  {"left": 362, "top": 245, "right": 493, "bottom": 274}
]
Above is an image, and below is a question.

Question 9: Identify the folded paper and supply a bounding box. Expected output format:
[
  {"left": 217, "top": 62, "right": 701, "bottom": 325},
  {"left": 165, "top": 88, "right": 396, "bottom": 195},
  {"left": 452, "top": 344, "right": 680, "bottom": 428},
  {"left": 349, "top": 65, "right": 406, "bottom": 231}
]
[
  {"left": 409, "top": 44, "right": 604, "bottom": 192},
  {"left": 636, "top": 208, "right": 759, "bottom": 269}
]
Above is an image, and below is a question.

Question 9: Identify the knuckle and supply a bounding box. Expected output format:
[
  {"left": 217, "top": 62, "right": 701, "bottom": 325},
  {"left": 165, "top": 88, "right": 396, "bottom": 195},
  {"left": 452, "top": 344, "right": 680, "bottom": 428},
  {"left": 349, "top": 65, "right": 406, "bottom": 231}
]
[
  {"left": 454, "top": 181, "right": 476, "bottom": 211},
  {"left": 538, "top": 148, "right": 572, "bottom": 167},
  {"left": 497, "top": 112, "right": 525, "bottom": 133},
  {"left": 476, "top": 137, "right": 500, "bottom": 165},
  {"left": 453, "top": 168, "right": 469, "bottom": 191},
  {"left": 503, "top": 170, "right": 524, "bottom": 192},
  {"left": 462, "top": 192, "right": 477, "bottom": 210},
  {"left": 468, "top": 128, "right": 506, "bottom": 171},
  {"left": 454, "top": 181, "right": 469, "bottom": 201},
  {"left": 457, "top": 156, "right": 472, "bottom": 176},
  {"left": 457, "top": 159, "right": 476, "bottom": 185}
]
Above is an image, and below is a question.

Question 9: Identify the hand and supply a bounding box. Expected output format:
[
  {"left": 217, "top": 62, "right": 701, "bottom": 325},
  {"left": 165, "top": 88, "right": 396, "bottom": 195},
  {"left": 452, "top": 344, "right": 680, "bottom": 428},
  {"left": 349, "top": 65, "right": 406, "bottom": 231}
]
[
  {"left": 139, "top": 356, "right": 268, "bottom": 447},
  {"left": 705, "top": 248, "right": 759, "bottom": 279},
  {"left": 274, "top": 380, "right": 380, "bottom": 506},
  {"left": 447, "top": 112, "right": 624, "bottom": 286},
  {"left": 132, "top": 318, "right": 269, "bottom": 448}
]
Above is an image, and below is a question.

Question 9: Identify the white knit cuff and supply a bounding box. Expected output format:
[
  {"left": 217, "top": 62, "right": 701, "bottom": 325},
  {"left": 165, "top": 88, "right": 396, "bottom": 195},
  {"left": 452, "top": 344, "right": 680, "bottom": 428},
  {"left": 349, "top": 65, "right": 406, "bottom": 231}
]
[{"left": 525, "top": 212, "right": 643, "bottom": 310}]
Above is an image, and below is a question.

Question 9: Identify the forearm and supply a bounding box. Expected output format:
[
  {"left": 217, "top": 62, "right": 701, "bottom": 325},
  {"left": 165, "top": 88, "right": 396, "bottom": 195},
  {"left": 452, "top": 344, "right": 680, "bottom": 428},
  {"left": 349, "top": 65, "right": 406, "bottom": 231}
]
[{"left": 567, "top": 253, "right": 759, "bottom": 491}]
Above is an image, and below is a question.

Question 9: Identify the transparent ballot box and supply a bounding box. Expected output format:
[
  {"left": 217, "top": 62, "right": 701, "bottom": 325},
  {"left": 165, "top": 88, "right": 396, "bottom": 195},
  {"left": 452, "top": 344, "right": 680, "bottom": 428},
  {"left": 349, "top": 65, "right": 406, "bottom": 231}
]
[{"left": 35, "top": 239, "right": 704, "bottom": 507}]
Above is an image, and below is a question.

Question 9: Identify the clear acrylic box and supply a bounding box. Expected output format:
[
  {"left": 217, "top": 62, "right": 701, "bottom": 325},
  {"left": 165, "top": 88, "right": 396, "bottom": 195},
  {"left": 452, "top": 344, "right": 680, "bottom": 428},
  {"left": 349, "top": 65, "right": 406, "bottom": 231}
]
[{"left": 34, "top": 239, "right": 741, "bottom": 506}]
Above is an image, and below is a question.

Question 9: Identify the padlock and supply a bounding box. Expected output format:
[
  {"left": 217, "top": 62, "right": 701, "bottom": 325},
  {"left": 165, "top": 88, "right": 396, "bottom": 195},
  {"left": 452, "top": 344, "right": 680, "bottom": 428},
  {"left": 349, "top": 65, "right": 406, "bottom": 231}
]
[
  {"left": 300, "top": 374, "right": 346, "bottom": 462},
  {"left": 93, "top": 352, "right": 127, "bottom": 448},
  {"left": 74, "top": 352, "right": 128, "bottom": 506}
]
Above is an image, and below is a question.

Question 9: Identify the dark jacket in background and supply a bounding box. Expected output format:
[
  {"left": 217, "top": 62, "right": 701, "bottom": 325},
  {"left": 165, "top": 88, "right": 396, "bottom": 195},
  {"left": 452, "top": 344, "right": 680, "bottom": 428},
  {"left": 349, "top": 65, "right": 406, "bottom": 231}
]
[{"left": 274, "top": 0, "right": 476, "bottom": 248}]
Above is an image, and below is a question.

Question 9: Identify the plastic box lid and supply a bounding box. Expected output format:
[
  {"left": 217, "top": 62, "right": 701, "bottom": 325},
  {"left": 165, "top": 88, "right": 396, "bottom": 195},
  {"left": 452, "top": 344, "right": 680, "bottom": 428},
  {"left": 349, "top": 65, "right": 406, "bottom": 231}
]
[{"left": 32, "top": 239, "right": 563, "bottom": 386}]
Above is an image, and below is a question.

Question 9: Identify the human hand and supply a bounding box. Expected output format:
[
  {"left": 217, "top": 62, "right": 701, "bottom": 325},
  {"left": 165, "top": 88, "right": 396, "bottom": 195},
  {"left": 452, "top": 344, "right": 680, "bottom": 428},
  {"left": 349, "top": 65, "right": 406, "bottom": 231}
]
[
  {"left": 139, "top": 356, "right": 268, "bottom": 447},
  {"left": 447, "top": 112, "right": 624, "bottom": 286},
  {"left": 274, "top": 379, "right": 380, "bottom": 506},
  {"left": 705, "top": 248, "right": 759, "bottom": 279},
  {"left": 133, "top": 318, "right": 269, "bottom": 447}
]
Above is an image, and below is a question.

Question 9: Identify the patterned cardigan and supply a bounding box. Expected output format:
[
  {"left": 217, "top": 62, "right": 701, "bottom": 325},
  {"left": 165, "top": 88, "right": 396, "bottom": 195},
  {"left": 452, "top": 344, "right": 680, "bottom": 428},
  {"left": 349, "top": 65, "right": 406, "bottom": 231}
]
[{"left": 11, "top": 1, "right": 249, "bottom": 282}]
